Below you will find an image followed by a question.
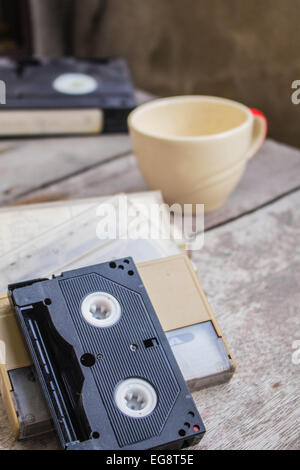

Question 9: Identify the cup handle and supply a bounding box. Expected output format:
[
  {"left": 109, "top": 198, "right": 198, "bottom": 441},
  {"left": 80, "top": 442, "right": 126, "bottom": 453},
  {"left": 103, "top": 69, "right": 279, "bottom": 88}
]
[{"left": 246, "top": 108, "right": 268, "bottom": 160}]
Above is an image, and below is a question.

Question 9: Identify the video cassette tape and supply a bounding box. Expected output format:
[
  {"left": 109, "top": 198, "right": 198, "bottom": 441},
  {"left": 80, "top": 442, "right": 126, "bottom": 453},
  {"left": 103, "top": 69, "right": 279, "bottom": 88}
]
[
  {"left": 8, "top": 258, "right": 205, "bottom": 450},
  {"left": 0, "top": 195, "right": 235, "bottom": 441},
  {"left": 139, "top": 255, "right": 236, "bottom": 391},
  {"left": 1, "top": 253, "right": 235, "bottom": 441},
  {"left": 0, "top": 57, "right": 136, "bottom": 137}
]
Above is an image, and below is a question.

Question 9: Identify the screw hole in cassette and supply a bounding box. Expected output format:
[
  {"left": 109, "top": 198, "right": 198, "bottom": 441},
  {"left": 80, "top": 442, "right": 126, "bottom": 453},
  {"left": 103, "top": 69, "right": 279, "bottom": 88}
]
[{"left": 80, "top": 353, "right": 96, "bottom": 367}]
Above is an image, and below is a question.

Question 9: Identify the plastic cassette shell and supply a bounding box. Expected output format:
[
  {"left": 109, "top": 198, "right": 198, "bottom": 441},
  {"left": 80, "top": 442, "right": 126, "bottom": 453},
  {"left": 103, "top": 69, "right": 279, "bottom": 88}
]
[{"left": 9, "top": 258, "right": 205, "bottom": 450}]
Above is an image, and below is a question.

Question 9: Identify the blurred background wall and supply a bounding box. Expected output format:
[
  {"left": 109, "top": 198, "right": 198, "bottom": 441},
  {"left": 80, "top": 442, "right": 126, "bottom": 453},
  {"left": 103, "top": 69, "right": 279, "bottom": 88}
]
[{"left": 13, "top": 0, "right": 300, "bottom": 148}]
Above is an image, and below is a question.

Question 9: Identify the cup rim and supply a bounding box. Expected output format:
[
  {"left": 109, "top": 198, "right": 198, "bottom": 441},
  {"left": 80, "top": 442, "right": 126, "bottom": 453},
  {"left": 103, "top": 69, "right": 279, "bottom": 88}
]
[{"left": 128, "top": 95, "right": 253, "bottom": 142}]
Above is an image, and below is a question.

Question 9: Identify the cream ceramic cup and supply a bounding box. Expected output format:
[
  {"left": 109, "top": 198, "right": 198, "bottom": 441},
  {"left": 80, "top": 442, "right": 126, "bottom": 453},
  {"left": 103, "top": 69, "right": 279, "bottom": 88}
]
[{"left": 128, "top": 96, "right": 267, "bottom": 212}]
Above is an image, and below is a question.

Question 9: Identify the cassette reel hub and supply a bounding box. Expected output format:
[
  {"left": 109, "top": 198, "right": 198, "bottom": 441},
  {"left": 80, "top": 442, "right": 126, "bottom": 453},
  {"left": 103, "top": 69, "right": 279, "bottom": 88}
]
[
  {"left": 81, "top": 292, "right": 121, "bottom": 327},
  {"left": 53, "top": 73, "right": 98, "bottom": 95},
  {"left": 114, "top": 378, "right": 157, "bottom": 418}
]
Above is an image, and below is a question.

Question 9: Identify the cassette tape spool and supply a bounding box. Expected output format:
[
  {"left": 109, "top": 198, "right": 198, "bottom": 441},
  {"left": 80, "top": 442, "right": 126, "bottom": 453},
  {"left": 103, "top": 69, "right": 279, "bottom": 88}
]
[
  {"left": 52, "top": 73, "right": 99, "bottom": 95},
  {"left": 9, "top": 258, "right": 205, "bottom": 450}
]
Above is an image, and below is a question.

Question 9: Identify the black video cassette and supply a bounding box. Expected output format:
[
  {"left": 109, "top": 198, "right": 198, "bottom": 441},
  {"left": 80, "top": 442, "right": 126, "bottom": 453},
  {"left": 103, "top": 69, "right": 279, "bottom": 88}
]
[
  {"left": 0, "top": 57, "right": 136, "bottom": 136},
  {"left": 8, "top": 258, "right": 205, "bottom": 450}
]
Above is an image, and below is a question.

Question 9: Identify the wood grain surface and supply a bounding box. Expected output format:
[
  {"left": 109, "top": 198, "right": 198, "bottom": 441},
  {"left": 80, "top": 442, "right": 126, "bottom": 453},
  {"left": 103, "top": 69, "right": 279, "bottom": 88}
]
[
  {"left": 193, "top": 190, "right": 300, "bottom": 450},
  {"left": 0, "top": 97, "right": 299, "bottom": 449},
  {"left": 8, "top": 139, "right": 300, "bottom": 232}
]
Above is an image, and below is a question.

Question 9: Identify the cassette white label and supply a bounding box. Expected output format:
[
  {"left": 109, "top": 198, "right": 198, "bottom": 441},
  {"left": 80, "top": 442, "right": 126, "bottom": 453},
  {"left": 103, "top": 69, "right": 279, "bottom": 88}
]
[
  {"left": 0, "top": 109, "right": 103, "bottom": 136},
  {"left": 166, "top": 322, "right": 234, "bottom": 386}
]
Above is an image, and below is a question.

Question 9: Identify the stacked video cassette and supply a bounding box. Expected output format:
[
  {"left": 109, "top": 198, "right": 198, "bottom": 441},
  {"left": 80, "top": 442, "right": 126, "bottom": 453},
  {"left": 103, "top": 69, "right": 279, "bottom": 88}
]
[{"left": 0, "top": 57, "right": 136, "bottom": 136}]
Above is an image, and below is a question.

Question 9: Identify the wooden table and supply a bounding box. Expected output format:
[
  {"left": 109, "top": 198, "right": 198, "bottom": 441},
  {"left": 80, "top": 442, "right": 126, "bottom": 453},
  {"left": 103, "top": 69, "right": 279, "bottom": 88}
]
[{"left": 0, "top": 94, "right": 300, "bottom": 450}]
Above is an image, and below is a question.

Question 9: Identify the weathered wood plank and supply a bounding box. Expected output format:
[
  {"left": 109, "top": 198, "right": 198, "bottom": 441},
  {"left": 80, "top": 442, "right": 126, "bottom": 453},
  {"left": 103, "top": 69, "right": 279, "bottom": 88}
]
[
  {"left": 13, "top": 140, "right": 300, "bottom": 231},
  {"left": 0, "top": 134, "right": 132, "bottom": 205},
  {"left": 205, "top": 139, "right": 300, "bottom": 229},
  {"left": 13, "top": 153, "right": 147, "bottom": 205},
  {"left": 192, "top": 189, "right": 300, "bottom": 449}
]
